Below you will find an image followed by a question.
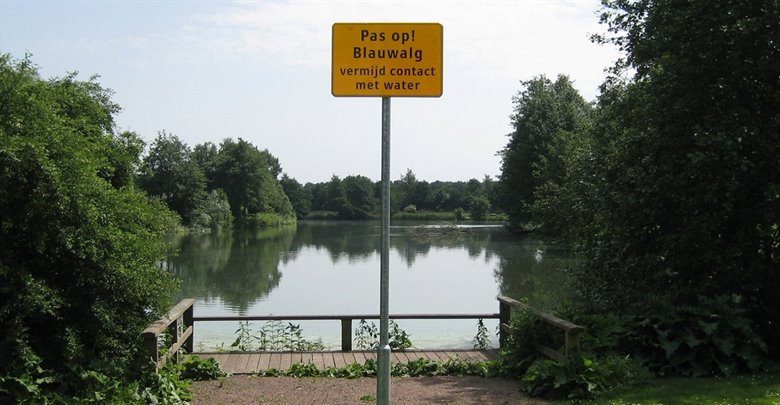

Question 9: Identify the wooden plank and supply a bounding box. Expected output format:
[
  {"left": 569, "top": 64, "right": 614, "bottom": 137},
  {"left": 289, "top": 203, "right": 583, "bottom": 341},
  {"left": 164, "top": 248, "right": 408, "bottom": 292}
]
[
  {"left": 483, "top": 349, "right": 499, "bottom": 360},
  {"left": 312, "top": 352, "right": 326, "bottom": 369},
  {"left": 404, "top": 351, "right": 425, "bottom": 362},
  {"left": 235, "top": 353, "right": 252, "bottom": 374},
  {"left": 193, "top": 313, "right": 499, "bottom": 322},
  {"left": 445, "top": 350, "right": 461, "bottom": 361},
  {"left": 279, "top": 352, "right": 293, "bottom": 371},
  {"left": 258, "top": 353, "right": 272, "bottom": 371},
  {"left": 535, "top": 344, "right": 567, "bottom": 363},
  {"left": 246, "top": 353, "right": 262, "bottom": 373},
  {"left": 268, "top": 352, "right": 282, "bottom": 370},
  {"left": 332, "top": 352, "right": 346, "bottom": 368},
  {"left": 342, "top": 351, "right": 356, "bottom": 365},
  {"left": 362, "top": 351, "right": 377, "bottom": 362},
  {"left": 223, "top": 353, "right": 241, "bottom": 373},
  {"left": 299, "top": 352, "right": 313, "bottom": 364},
  {"left": 290, "top": 352, "right": 303, "bottom": 365},
  {"left": 144, "top": 299, "right": 195, "bottom": 336},
  {"left": 422, "top": 350, "right": 442, "bottom": 361},
  {"left": 353, "top": 351, "right": 366, "bottom": 364},
  {"left": 464, "top": 350, "right": 488, "bottom": 362},
  {"left": 211, "top": 353, "right": 230, "bottom": 369},
  {"left": 322, "top": 352, "right": 336, "bottom": 369}
]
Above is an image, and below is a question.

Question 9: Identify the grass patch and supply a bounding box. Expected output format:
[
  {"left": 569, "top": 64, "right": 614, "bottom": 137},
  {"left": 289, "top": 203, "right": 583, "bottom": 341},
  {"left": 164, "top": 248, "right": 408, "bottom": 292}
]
[
  {"left": 594, "top": 373, "right": 780, "bottom": 404},
  {"left": 305, "top": 211, "right": 340, "bottom": 220}
]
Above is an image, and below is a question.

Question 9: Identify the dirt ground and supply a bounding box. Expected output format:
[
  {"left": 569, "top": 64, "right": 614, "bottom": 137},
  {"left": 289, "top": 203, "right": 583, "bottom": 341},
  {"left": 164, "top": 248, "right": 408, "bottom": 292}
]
[{"left": 191, "top": 375, "right": 549, "bottom": 404}]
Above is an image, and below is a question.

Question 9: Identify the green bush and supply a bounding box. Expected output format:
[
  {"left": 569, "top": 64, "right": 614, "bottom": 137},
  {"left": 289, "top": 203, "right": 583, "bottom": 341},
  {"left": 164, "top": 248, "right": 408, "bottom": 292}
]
[
  {"left": 178, "top": 356, "right": 227, "bottom": 381},
  {"left": 622, "top": 295, "right": 767, "bottom": 377},
  {"left": 0, "top": 54, "right": 178, "bottom": 401}
]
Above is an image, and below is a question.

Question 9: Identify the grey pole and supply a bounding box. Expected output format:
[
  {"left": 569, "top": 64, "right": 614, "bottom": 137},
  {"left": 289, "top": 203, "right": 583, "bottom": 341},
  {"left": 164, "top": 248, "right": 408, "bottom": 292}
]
[{"left": 377, "top": 96, "right": 391, "bottom": 404}]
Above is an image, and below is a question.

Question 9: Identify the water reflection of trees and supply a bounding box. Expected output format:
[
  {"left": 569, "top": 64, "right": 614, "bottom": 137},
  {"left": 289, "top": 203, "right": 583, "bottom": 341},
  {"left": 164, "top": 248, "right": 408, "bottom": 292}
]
[
  {"left": 167, "top": 226, "right": 296, "bottom": 314},
  {"left": 167, "top": 222, "right": 575, "bottom": 313},
  {"left": 489, "top": 237, "right": 575, "bottom": 309}
]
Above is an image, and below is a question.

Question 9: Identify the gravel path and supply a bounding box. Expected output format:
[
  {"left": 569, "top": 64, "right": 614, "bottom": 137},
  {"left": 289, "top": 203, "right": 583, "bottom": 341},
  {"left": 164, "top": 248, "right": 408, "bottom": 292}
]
[{"left": 191, "top": 376, "right": 549, "bottom": 404}]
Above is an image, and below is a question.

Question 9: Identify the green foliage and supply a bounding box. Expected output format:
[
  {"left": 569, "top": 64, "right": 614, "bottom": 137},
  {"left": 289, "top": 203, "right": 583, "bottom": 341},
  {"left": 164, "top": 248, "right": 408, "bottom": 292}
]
[
  {"left": 0, "top": 54, "right": 177, "bottom": 401},
  {"left": 354, "top": 320, "right": 412, "bottom": 351},
  {"left": 571, "top": 0, "right": 780, "bottom": 356},
  {"left": 623, "top": 295, "right": 767, "bottom": 377},
  {"left": 230, "top": 321, "right": 325, "bottom": 352},
  {"left": 453, "top": 207, "right": 465, "bottom": 221},
  {"left": 596, "top": 372, "right": 780, "bottom": 404},
  {"left": 138, "top": 364, "right": 192, "bottom": 405},
  {"left": 211, "top": 138, "right": 294, "bottom": 223},
  {"left": 139, "top": 131, "right": 206, "bottom": 225},
  {"left": 190, "top": 189, "right": 233, "bottom": 232},
  {"left": 472, "top": 319, "right": 492, "bottom": 349},
  {"left": 177, "top": 356, "right": 227, "bottom": 381},
  {"left": 280, "top": 174, "right": 311, "bottom": 219},
  {"left": 468, "top": 195, "right": 490, "bottom": 221},
  {"left": 496, "top": 74, "right": 593, "bottom": 232},
  {"left": 254, "top": 357, "right": 501, "bottom": 379}
]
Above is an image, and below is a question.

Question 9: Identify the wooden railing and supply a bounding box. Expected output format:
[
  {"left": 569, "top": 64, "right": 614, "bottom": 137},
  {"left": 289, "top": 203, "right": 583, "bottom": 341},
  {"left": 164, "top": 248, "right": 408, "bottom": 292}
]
[
  {"left": 193, "top": 313, "right": 500, "bottom": 351},
  {"left": 141, "top": 296, "right": 583, "bottom": 367},
  {"left": 142, "top": 298, "right": 194, "bottom": 370},
  {"left": 498, "top": 295, "right": 583, "bottom": 362}
]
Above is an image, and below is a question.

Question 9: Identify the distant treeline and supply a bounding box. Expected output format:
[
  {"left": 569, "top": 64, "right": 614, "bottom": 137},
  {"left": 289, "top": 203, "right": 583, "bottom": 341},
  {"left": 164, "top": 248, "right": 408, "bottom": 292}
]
[
  {"left": 137, "top": 133, "right": 294, "bottom": 230},
  {"left": 137, "top": 133, "right": 503, "bottom": 228},
  {"left": 281, "top": 170, "right": 499, "bottom": 221}
]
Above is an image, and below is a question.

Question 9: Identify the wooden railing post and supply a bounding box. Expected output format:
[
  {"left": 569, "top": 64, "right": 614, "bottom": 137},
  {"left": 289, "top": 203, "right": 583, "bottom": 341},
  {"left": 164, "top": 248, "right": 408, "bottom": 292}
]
[
  {"left": 184, "top": 303, "right": 194, "bottom": 354},
  {"left": 167, "top": 319, "right": 179, "bottom": 364},
  {"left": 141, "top": 298, "right": 194, "bottom": 371},
  {"left": 564, "top": 328, "right": 582, "bottom": 359},
  {"left": 341, "top": 318, "right": 352, "bottom": 351},
  {"left": 143, "top": 331, "right": 159, "bottom": 368},
  {"left": 498, "top": 298, "right": 511, "bottom": 348}
]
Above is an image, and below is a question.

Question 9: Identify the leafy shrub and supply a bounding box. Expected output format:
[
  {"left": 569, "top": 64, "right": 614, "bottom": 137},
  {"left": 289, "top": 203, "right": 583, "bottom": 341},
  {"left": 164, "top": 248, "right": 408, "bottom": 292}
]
[
  {"left": 178, "top": 356, "right": 227, "bottom": 381},
  {"left": 402, "top": 204, "right": 417, "bottom": 213},
  {"left": 231, "top": 321, "right": 325, "bottom": 351},
  {"left": 453, "top": 207, "right": 465, "bottom": 220},
  {"left": 472, "top": 319, "right": 492, "bottom": 349},
  {"left": 0, "top": 54, "right": 178, "bottom": 402},
  {"left": 468, "top": 195, "right": 490, "bottom": 221},
  {"left": 354, "top": 320, "right": 413, "bottom": 351},
  {"left": 622, "top": 295, "right": 767, "bottom": 377}
]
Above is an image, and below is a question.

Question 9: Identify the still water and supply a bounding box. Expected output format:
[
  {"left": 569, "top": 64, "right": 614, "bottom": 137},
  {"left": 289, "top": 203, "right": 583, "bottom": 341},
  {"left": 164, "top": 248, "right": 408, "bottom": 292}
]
[{"left": 165, "top": 220, "right": 573, "bottom": 350}]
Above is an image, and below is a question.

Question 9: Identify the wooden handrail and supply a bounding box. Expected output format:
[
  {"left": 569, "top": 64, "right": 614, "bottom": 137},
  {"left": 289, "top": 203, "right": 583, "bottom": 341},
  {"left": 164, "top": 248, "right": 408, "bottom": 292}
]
[
  {"left": 193, "top": 313, "right": 499, "bottom": 322},
  {"left": 143, "top": 296, "right": 581, "bottom": 362},
  {"left": 142, "top": 298, "right": 194, "bottom": 370},
  {"left": 497, "top": 295, "right": 583, "bottom": 362},
  {"left": 193, "top": 313, "right": 499, "bottom": 352}
]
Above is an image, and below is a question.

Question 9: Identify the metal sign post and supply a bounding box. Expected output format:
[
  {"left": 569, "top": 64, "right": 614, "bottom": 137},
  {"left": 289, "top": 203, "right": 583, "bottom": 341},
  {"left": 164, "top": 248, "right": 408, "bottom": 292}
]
[
  {"left": 331, "top": 23, "right": 442, "bottom": 404},
  {"left": 378, "top": 96, "right": 391, "bottom": 404}
]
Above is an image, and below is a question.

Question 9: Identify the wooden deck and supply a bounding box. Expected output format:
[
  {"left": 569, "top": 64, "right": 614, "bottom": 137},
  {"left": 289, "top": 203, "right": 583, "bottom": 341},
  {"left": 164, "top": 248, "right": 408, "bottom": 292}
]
[{"left": 193, "top": 349, "right": 499, "bottom": 375}]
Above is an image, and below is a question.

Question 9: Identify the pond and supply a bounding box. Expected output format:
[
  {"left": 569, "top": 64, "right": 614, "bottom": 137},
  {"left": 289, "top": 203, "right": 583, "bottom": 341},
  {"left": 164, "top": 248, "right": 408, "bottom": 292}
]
[{"left": 165, "top": 220, "right": 574, "bottom": 350}]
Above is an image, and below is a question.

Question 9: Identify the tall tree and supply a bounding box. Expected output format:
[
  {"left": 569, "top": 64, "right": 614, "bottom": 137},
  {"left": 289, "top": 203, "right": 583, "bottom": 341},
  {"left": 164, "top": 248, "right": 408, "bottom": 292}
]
[
  {"left": 138, "top": 131, "right": 206, "bottom": 224},
  {"left": 212, "top": 138, "right": 293, "bottom": 221},
  {"left": 577, "top": 0, "right": 779, "bottom": 348},
  {"left": 496, "top": 75, "right": 592, "bottom": 231},
  {"left": 0, "top": 55, "right": 176, "bottom": 400},
  {"left": 280, "top": 174, "right": 311, "bottom": 219}
]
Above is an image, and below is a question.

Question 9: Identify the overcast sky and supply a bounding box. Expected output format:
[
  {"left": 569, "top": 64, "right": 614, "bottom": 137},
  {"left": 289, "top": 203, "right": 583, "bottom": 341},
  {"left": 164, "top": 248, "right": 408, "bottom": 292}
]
[{"left": 1, "top": 0, "right": 620, "bottom": 183}]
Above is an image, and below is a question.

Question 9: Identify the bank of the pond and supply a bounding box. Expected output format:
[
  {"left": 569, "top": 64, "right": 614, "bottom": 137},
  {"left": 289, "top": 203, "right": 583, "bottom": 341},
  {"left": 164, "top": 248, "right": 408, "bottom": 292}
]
[{"left": 304, "top": 210, "right": 508, "bottom": 222}]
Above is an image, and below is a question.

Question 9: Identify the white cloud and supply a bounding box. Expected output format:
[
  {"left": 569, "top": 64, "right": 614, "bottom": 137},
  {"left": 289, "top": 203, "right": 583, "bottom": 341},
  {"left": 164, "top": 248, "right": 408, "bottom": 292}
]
[{"left": 130, "top": 1, "right": 617, "bottom": 88}]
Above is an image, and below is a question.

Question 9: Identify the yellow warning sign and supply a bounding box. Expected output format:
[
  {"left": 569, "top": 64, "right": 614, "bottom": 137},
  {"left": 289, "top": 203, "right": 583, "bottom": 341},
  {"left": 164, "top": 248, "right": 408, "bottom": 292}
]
[{"left": 332, "top": 23, "right": 443, "bottom": 97}]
